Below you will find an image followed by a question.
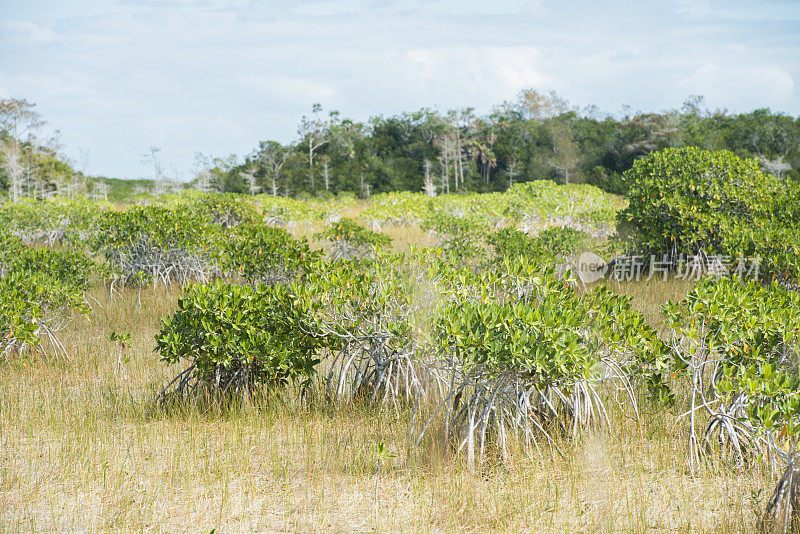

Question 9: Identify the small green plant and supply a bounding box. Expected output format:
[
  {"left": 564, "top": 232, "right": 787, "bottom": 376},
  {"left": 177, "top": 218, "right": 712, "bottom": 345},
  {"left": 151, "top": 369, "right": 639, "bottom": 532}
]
[
  {"left": 374, "top": 441, "right": 396, "bottom": 472},
  {"left": 665, "top": 278, "right": 800, "bottom": 462},
  {"left": 110, "top": 331, "right": 132, "bottom": 365}
]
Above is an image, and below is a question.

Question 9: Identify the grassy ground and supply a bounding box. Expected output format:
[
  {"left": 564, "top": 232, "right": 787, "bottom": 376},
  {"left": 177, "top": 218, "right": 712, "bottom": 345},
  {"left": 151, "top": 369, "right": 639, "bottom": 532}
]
[{"left": 0, "top": 230, "right": 778, "bottom": 532}]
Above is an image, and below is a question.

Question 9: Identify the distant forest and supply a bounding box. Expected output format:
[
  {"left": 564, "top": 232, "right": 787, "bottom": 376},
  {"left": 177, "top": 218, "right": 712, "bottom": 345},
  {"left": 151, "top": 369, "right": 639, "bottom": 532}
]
[{"left": 2, "top": 90, "right": 799, "bottom": 201}]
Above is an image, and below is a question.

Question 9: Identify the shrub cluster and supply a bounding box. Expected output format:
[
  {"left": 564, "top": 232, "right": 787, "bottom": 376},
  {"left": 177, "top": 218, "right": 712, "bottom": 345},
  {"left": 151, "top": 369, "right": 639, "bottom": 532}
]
[
  {"left": 0, "top": 196, "right": 105, "bottom": 246},
  {"left": 174, "top": 192, "right": 261, "bottom": 228},
  {"left": 7, "top": 181, "right": 800, "bottom": 524},
  {"left": 155, "top": 250, "right": 670, "bottom": 461},
  {"left": 220, "top": 224, "right": 318, "bottom": 286}
]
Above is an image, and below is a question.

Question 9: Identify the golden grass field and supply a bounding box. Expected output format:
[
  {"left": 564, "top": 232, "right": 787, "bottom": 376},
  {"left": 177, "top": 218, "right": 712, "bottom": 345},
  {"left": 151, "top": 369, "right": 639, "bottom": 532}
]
[{"left": 0, "top": 227, "right": 779, "bottom": 533}]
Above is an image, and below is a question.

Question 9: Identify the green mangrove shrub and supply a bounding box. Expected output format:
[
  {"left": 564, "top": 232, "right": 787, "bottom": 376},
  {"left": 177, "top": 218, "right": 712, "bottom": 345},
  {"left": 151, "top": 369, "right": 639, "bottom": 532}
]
[
  {"left": 155, "top": 280, "right": 322, "bottom": 397},
  {"left": 488, "top": 227, "right": 588, "bottom": 263},
  {"left": 416, "top": 259, "right": 671, "bottom": 465},
  {"left": 665, "top": 278, "right": 800, "bottom": 466},
  {"left": 0, "top": 197, "right": 104, "bottom": 246},
  {"left": 301, "top": 256, "right": 425, "bottom": 407},
  {"left": 507, "top": 181, "right": 618, "bottom": 238},
  {"left": 422, "top": 211, "right": 487, "bottom": 264},
  {"left": 618, "top": 146, "right": 800, "bottom": 280},
  {"left": 0, "top": 229, "right": 92, "bottom": 357},
  {"left": 618, "top": 147, "right": 774, "bottom": 257},
  {"left": 179, "top": 192, "right": 261, "bottom": 228}
]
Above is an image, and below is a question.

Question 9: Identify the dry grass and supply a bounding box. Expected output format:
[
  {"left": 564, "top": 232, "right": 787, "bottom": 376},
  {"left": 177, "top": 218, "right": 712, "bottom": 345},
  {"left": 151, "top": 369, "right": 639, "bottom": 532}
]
[
  {"left": 287, "top": 221, "right": 434, "bottom": 258},
  {"left": 605, "top": 276, "right": 698, "bottom": 329},
  {"left": 382, "top": 224, "right": 433, "bottom": 253},
  {"left": 0, "top": 277, "right": 777, "bottom": 533}
]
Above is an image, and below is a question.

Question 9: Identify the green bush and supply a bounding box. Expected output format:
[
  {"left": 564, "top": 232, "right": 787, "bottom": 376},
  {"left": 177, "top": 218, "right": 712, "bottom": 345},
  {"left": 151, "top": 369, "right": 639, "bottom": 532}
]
[
  {"left": 156, "top": 281, "right": 322, "bottom": 394},
  {"left": 0, "top": 272, "right": 42, "bottom": 357},
  {"left": 0, "top": 269, "right": 89, "bottom": 358},
  {"left": 301, "top": 257, "right": 419, "bottom": 403},
  {"left": 0, "top": 197, "right": 105, "bottom": 246},
  {"left": 415, "top": 258, "right": 671, "bottom": 462},
  {"left": 0, "top": 226, "right": 25, "bottom": 260},
  {"left": 619, "top": 147, "right": 776, "bottom": 254},
  {"left": 437, "top": 292, "right": 594, "bottom": 382},
  {"left": 663, "top": 276, "right": 800, "bottom": 522},
  {"left": 665, "top": 278, "right": 800, "bottom": 452},
  {"left": 179, "top": 192, "right": 261, "bottom": 228},
  {"left": 506, "top": 181, "right": 619, "bottom": 236},
  {"left": 0, "top": 226, "right": 94, "bottom": 357},
  {"left": 421, "top": 211, "right": 486, "bottom": 263},
  {"left": 435, "top": 261, "right": 669, "bottom": 398},
  {"left": 1, "top": 246, "right": 95, "bottom": 291}
]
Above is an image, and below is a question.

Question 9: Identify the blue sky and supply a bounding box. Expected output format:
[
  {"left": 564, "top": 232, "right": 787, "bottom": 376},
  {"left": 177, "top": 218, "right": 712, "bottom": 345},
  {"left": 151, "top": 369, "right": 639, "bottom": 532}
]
[{"left": 1, "top": 0, "right": 798, "bottom": 179}]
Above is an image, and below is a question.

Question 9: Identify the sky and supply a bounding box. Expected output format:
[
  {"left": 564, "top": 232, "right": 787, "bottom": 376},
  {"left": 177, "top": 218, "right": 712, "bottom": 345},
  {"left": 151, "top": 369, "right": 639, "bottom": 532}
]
[{"left": 1, "top": 0, "right": 799, "bottom": 179}]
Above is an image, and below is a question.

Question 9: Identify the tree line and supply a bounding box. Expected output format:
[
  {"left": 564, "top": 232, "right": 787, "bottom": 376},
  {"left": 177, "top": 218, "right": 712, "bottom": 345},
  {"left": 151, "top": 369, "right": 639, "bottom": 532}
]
[
  {"left": 194, "top": 91, "right": 800, "bottom": 198},
  {"left": 2, "top": 91, "right": 799, "bottom": 201}
]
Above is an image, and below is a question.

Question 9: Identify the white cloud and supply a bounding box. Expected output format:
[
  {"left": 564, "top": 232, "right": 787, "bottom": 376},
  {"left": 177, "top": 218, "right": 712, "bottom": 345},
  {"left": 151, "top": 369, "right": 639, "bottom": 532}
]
[
  {"left": 403, "top": 46, "right": 546, "bottom": 104},
  {"left": 673, "top": 0, "right": 800, "bottom": 22}
]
